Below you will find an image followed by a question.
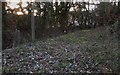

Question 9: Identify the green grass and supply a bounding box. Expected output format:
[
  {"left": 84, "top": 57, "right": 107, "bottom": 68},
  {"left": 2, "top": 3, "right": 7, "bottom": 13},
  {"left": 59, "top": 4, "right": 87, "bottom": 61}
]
[{"left": 3, "top": 26, "right": 119, "bottom": 73}]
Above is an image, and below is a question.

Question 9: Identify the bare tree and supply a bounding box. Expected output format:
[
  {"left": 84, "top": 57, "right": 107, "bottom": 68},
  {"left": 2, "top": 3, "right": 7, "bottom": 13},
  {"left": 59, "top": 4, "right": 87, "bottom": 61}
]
[
  {"left": 0, "top": 1, "right": 1, "bottom": 71},
  {"left": 31, "top": 2, "right": 35, "bottom": 41},
  {"left": 27, "top": 2, "right": 35, "bottom": 41}
]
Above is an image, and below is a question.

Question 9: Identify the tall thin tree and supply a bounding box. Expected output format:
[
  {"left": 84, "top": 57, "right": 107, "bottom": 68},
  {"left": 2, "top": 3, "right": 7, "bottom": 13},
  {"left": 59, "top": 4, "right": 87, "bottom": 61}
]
[
  {"left": 0, "top": 1, "right": 2, "bottom": 51},
  {"left": 31, "top": 2, "right": 35, "bottom": 41}
]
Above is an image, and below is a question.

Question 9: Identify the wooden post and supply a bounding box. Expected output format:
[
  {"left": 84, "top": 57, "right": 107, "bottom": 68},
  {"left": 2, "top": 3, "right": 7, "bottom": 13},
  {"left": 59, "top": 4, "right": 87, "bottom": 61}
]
[{"left": 31, "top": 2, "right": 35, "bottom": 42}]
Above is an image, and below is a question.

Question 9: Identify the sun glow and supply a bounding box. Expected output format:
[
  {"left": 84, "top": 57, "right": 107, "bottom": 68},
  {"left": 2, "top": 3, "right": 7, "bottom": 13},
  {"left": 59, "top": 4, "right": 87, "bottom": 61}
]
[
  {"left": 17, "top": 11, "right": 23, "bottom": 15},
  {"left": 6, "top": 0, "right": 35, "bottom": 2}
]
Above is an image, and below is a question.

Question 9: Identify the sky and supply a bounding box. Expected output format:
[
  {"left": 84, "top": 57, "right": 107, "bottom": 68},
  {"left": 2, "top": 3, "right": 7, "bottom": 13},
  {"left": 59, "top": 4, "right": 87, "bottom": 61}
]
[
  {"left": 7, "top": 0, "right": 112, "bottom": 9},
  {"left": 6, "top": 0, "right": 96, "bottom": 15},
  {"left": 4, "top": 0, "right": 119, "bottom": 15},
  {"left": 7, "top": 0, "right": 97, "bottom": 9},
  {"left": 6, "top": 0, "right": 118, "bottom": 15},
  {"left": 7, "top": 2, "right": 27, "bottom": 9}
]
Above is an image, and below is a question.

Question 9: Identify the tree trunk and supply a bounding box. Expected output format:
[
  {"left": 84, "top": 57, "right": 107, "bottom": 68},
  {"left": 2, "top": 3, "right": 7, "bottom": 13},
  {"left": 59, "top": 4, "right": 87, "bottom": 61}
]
[
  {"left": 13, "top": 29, "right": 20, "bottom": 47},
  {"left": 2, "top": 2, "right": 6, "bottom": 50},
  {"left": 117, "top": 16, "right": 120, "bottom": 73},
  {"left": 0, "top": 2, "right": 2, "bottom": 51},
  {"left": 31, "top": 3, "right": 35, "bottom": 41}
]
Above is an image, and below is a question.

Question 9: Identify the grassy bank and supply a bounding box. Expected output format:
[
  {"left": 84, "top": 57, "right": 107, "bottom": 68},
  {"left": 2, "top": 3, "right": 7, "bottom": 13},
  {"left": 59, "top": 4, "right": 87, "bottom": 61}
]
[{"left": 3, "top": 26, "right": 119, "bottom": 73}]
